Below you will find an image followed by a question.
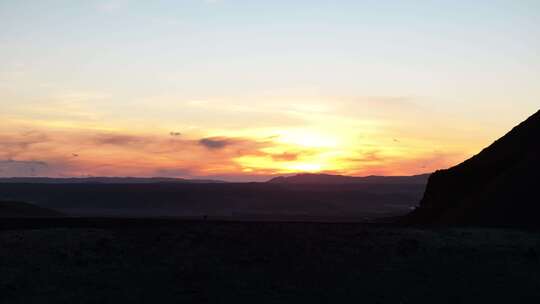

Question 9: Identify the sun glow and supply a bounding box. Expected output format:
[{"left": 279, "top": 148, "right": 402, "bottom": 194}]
[
  {"left": 275, "top": 130, "right": 340, "bottom": 148},
  {"left": 284, "top": 162, "right": 323, "bottom": 172},
  {"left": 232, "top": 132, "right": 353, "bottom": 175},
  {"left": 234, "top": 154, "right": 327, "bottom": 174}
]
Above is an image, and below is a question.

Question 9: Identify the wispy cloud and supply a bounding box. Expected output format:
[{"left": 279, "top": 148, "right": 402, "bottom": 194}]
[
  {"left": 199, "top": 137, "right": 235, "bottom": 150},
  {"left": 0, "top": 159, "right": 49, "bottom": 177},
  {"left": 270, "top": 152, "right": 300, "bottom": 161},
  {"left": 94, "top": 133, "right": 151, "bottom": 146},
  {"left": 0, "top": 131, "right": 49, "bottom": 160},
  {"left": 0, "top": 159, "right": 48, "bottom": 167}
]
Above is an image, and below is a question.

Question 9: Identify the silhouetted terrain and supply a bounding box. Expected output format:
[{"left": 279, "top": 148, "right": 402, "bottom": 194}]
[
  {"left": 408, "top": 109, "right": 540, "bottom": 226},
  {"left": 0, "top": 182, "right": 425, "bottom": 220},
  {"left": 0, "top": 201, "right": 63, "bottom": 217},
  {"left": 2, "top": 219, "right": 540, "bottom": 303},
  {"left": 268, "top": 173, "right": 430, "bottom": 185}
]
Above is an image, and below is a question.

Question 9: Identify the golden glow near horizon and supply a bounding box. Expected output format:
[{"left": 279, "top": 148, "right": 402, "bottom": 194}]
[
  {"left": 0, "top": 98, "right": 496, "bottom": 181},
  {"left": 1, "top": 1, "right": 539, "bottom": 181}
]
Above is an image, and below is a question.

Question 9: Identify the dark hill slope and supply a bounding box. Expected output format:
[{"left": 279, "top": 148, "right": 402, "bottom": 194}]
[
  {"left": 407, "top": 109, "right": 540, "bottom": 226},
  {"left": 0, "top": 201, "right": 63, "bottom": 217}
]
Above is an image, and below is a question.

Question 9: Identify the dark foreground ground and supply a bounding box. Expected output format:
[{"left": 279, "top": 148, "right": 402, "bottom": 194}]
[{"left": 2, "top": 219, "right": 540, "bottom": 303}]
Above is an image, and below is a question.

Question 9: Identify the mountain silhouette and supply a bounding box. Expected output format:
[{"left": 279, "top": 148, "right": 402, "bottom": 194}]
[
  {"left": 268, "top": 173, "right": 430, "bottom": 185},
  {"left": 406, "top": 109, "right": 540, "bottom": 226}
]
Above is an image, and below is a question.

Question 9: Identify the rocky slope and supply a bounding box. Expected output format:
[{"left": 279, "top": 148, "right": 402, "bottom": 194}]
[{"left": 407, "top": 109, "right": 540, "bottom": 226}]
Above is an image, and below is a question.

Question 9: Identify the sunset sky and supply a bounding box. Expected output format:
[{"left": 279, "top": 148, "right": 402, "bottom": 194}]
[{"left": 1, "top": 0, "right": 539, "bottom": 181}]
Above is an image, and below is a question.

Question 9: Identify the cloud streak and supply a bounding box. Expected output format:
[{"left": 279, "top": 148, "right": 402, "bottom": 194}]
[
  {"left": 270, "top": 152, "right": 300, "bottom": 162},
  {"left": 94, "top": 134, "right": 151, "bottom": 146},
  {"left": 199, "top": 137, "right": 235, "bottom": 150},
  {"left": 0, "top": 131, "right": 49, "bottom": 159},
  {"left": 0, "top": 159, "right": 49, "bottom": 177}
]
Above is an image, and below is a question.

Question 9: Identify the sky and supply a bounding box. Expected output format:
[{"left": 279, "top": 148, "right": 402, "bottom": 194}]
[{"left": 0, "top": 0, "right": 539, "bottom": 181}]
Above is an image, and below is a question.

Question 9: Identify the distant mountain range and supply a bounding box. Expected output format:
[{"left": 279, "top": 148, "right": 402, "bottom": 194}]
[
  {"left": 0, "top": 174, "right": 432, "bottom": 185},
  {"left": 267, "top": 173, "right": 431, "bottom": 185},
  {"left": 407, "top": 109, "right": 540, "bottom": 226},
  {"left": 0, "top": 177, "right": 227, "bottom": 184},
  {"left": 0, "top": 172, "right": 430, "bottom": 219}
]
